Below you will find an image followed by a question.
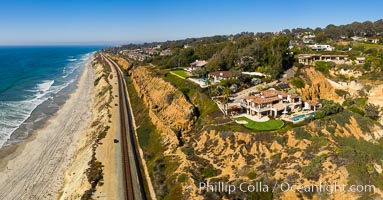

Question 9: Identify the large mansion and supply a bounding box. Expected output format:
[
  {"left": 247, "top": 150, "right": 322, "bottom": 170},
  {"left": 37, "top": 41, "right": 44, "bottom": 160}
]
[
  {"left": 298, "top": 54, "right": 365, "bottom": 65},
  {"left": 240, "top": 89, "right": 303, "bottom": 117}
]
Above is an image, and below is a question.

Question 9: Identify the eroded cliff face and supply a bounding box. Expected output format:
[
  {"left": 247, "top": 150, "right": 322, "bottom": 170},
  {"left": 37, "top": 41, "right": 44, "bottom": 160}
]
[
  {"left": 107, "top": 54, "right": 131, "bottom": 70},
  {"left": 129, "top": 66, "right": 383, "bottom": 199},
  {"left": 129, "top": 66, "right": 204, "bottom": 199},
  {"left": 369, "top": 84, "right": 383, "bottom": 125},
  {"left": 298, "top": 67, "right": 340, "bottom": 102},
  {"left": 130, "top": 67, "right": 196, "bottom": 152},
  {"left": 187, "top": 111, "right": 383, "bottom": 199}
]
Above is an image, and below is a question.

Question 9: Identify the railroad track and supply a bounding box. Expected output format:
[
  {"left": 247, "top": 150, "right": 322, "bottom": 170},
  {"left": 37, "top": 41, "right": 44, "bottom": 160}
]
[{"left": 101, "top": 54, "right": 147, "bottom": 200}]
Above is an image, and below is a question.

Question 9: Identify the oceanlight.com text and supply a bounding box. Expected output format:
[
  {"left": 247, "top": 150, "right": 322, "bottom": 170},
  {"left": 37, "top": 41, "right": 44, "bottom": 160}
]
[{"left": 199, "top": 182, "right": 376, "bottom": 195}]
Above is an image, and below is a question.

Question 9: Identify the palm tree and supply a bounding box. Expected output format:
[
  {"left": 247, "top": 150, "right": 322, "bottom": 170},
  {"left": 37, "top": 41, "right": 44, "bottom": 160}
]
[
  {"left": 211, "top": 86, "right": 219, "bottom": 98},
  {"left": 222, "top": 87, "right": 231, "bottom": 117},
  {"left": 206, "top": 78, "right": 212, "bottom": 98}
]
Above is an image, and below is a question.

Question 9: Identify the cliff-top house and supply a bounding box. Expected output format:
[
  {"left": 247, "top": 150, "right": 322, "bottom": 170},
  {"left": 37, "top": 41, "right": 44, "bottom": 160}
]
[
  {"left": 209, "top": 71, "right": 235, "bottom": 83},
  {"left": 186, "top": 60, "right": 208, "bottom": 72},
  {"left": 240, "top": 89, "right": 302, "bottom": 117}
]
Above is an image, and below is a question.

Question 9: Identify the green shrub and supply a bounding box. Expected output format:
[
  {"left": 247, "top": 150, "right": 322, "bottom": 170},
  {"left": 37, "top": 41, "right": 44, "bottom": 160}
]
[
  {"left": 314, "top": 100, "right": 343, "bottom": 119},
  {"left": 364, "top": 103, "right": 381, "bottom": 121},
  {"left": 294, "top": 127, "right": 311, "bottom": 140},
  {"left": 302, "top": 154, "right": 327, "bottom": 180},
  {"left": 247, "top": 171, "right": 257, "bottom": 180},
  {"left": 348, "top": 106, "right": 365, "bottom": 116},
  {"left": 201, "top": 167, "right": 220, "bottom": 179},
  {"left": 181, "top": 147, "right": 194, "bottom": 157},
  {"left": 315, "top": 61, "right": 332, "bottom": 75},
  {"left": 291, "top": 77, "right": 305, "bottom": 88},
  {"left": 177, "top": 174, "right": 188, "bottom": 183},
  {"left": 335, "top": 89, "right": 349, "bottom": 98}
]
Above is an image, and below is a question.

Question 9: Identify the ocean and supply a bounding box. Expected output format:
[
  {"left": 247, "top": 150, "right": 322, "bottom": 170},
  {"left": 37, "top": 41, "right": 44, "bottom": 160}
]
[{"left": 0, "top": 46, "right": 103, "bottom": 148}]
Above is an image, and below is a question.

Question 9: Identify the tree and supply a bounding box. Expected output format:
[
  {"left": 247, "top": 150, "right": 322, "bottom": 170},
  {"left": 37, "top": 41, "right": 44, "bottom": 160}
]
[
  {"left": 315, "top": 32, "right": 327, "bottom": 43},
  {"left": 335, "top": 89, "right": 350, "bottom": 98},
  {"left": 222, "top": 87, "right": 232, "bottom": 117},
  {"left": 314, "top": 100, "right": 343, "bottom": 119},
  {"left": 192, "top": 68, "right": 206, "bottom": 78},
  {"left": 251, "top": 78, "right": 262, "bottom": 85},
  {"left": 206, "top": 76, "right": 214, "bottom": 98},
  {"left": 230, "top": 84, "right": 238, "bottom": 93},
  {"left": 211, "top": 86, "right": 219, "bottom": 97},
  {"left": 364, "top": 103, "right": 380, "bottom": 120}
]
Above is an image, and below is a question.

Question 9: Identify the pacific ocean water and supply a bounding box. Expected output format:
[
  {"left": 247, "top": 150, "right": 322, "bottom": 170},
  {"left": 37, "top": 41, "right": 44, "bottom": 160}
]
[{"left": 0, "top": 46, "right": 103, "bottom": 148}]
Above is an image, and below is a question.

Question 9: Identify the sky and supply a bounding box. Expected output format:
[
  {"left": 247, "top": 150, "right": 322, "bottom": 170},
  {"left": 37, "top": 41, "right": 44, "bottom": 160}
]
[{"left": 0, "top": 0, "right": 382, "bottom": 45}]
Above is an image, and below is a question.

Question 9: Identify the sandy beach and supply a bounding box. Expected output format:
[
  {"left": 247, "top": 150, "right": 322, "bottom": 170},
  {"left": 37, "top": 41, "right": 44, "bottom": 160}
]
[{"left": 0, "top": 61, "right": 95, "bottom": 199}]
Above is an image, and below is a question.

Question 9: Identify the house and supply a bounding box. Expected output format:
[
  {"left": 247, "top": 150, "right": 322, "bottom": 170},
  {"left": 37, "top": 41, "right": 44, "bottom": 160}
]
[
  {"left": 126, "top": 52, "right": 149, "bottom": 61},
  {"left": 303, "top": 34, "right": 316, "bottom": 39},
  {"left": 240, "top": 89, "right": 302, "bottom": 117},
  {"left": 308, "top": 44, "right": 334, "bottom": 51},
  {"left": 301, "top": 35, "right": 316, "bottom": 44},
  {"left": 187, "top": 60, "right": 208, "bottom": 72},
  {"left": 303, "top": 39, "right": 314, "bottom": 44},
  {"left": 304, "top": 100, "right": 321, "bottom": 111},
  {"left": 351, "top": 36, "right": 367, "bottom": 42},
  {"left": 209, "top": 71, "right": 234, "bottom": 83},
  {"left": 367, "top": 38, "right": 380, "bottom": 43},
  {"left": 145, "top": 49, "right": 159, "bottom": 55},
  {"left": 356, "top": 57, "right": 366, "bottom": 64},
  {"left": 160, "top": 49, "right": 172, "bottom": 56},
  {"left": 298, "top": 54, "right": 349, "bottom": 65}
]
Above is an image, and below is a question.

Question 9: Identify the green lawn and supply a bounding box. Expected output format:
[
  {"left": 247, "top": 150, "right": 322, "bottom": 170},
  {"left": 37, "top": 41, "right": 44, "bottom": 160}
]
[
  {"left": 234, "top": 117, "right": 285, "bottom": 131},
  {"left": 170, "top": 70, "right": 189, "bottom": 78}
]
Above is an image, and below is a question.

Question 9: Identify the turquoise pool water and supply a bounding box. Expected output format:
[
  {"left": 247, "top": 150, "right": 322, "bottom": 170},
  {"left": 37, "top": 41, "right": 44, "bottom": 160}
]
[{"left": 290, "top": 112, "right": 314, "bottom": 122}]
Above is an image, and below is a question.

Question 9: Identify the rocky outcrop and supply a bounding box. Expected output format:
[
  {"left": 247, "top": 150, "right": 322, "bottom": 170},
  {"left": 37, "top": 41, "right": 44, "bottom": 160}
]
[{"left": 298, "top": 67, "right": 340, "bottom": 102}]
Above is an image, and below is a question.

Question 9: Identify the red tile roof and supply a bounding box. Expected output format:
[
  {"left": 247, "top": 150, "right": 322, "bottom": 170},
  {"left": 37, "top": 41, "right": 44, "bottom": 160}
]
[
  {"left": 244, "top": 96, "right": 281, "bottom": 104},
  {"left": 307, "top": 100, "right": 319, "bottom": 106},
  {"left": 260, "top": 89, "right": 288, "bottom": 98}
]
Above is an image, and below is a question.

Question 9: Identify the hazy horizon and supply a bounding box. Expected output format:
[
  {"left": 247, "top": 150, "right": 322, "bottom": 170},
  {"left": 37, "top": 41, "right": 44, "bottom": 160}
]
[{"left": 1, "top": 0, "right": 383, "bottom": 45}]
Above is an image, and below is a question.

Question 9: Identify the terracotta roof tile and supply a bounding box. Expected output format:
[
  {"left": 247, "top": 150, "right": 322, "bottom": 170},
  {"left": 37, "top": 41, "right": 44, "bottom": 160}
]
[{"left": 209, "top": 71, "right": 233, "bottom": 78}]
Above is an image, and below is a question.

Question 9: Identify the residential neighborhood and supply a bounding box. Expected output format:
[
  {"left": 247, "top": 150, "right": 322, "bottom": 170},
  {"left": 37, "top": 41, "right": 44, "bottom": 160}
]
[{"left": 108, "top": 20, "right": 383, "bottom": 133}]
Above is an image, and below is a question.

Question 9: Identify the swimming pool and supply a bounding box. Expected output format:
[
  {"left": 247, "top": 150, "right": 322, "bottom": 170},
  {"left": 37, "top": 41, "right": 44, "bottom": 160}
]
[{"left": 290, "top": 112, "right": 314, "bottom": 122}]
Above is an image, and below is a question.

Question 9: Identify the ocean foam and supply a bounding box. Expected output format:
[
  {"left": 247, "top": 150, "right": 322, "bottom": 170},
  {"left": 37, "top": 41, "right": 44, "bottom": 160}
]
[{"left": 0, "top": 52, "right": 95, "bottom": 148}]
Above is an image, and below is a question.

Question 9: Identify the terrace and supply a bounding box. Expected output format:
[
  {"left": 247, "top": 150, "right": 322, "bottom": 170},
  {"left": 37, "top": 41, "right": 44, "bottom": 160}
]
[{"left": 240, "top": 89, "right": 302, "bottom": 118}]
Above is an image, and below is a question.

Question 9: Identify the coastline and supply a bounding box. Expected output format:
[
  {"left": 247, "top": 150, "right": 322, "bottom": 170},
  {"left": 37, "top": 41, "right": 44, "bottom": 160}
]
[
  {"left": 0, "top": 58, "right": 95, "bottom": 199},
  {"left": 60, "top": 54, "right": 123, "bottom": 199}
]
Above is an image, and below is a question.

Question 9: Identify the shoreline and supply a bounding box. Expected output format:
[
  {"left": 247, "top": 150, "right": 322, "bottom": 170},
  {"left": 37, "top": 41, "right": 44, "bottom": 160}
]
[
  {"left": 0, "top": 57, "right": 95, "bottom": 199},
  {"left": 0, "top": 53, "right": 92, "bottom": 150},
  {"left": 0, "top": 78, "right": 78, "bottom": 170}
]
